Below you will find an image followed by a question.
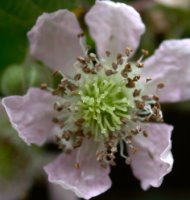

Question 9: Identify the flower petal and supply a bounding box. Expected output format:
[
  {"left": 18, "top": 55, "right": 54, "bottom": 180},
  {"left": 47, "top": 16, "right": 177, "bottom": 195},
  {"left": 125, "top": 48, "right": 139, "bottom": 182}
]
[
  {"left": 142, "top": 39, "right": 190, "bottom": 102},
  {"left": 28, "top": 10, "right": 84, "bottom": 75},
  {"left": 2, "top": 88, "right": 57, "bottom": 145},
  {"left": 49, "top": 183, "right": 77, "bottom": 200},
  {"left": 44, "top": 140, "right": 111, "bottom": 199},
  {"left": 85, "top": 0, "right": 145, "bottom": 58},
  {"left": 129, "top": 123, "right": 173, "bottom": 190}
]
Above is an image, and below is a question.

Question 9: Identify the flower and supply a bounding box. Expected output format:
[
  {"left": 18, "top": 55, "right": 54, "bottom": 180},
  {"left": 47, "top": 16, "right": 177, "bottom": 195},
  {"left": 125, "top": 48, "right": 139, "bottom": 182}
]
[
  {"left": 0, "top": 102, "right": 34, "bottom": 200},
  {"left": 0, "top": 102, "right": 77, "bottom": 200},
  {"left": 2, "top": 0, "right": 190, "bottom": 199}
]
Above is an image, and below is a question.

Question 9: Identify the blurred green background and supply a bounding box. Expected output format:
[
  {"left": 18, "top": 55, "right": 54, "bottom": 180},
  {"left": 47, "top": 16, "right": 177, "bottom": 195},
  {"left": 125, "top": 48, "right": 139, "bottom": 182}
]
[{"left": 1, "top": 0, "right": 190, "bottom": 200}]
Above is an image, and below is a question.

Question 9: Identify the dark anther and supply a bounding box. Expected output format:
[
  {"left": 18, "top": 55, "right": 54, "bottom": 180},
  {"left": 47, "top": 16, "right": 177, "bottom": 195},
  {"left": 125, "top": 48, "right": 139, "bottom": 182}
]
[
  {"left": 126, "top": 78, "right": 135, "bottom": 88},
  {"left": 106, "top": 51, "right": 111, "bottom": 57},
  {"left": 40, "top": 83, "right": 48, "bottom": 90},
  {"left": 157, "top": 83, "right": 165, "bottom": 89},
  {"left": 133, "top": 89, "right": 141, "bottom": 97},
  {"left": 125, "top": 47, "right": 133, "bottom": 56},
  {"left": 74, "top": 73, "right": 81, "bottom": 81},
  {"left": 141, "top": 49, "right": 149, "bottom": 56},
  {"left": 105, "top": 69, "right": 115, "bottom": 76},
  {"left": 133, "top": 75, "right": 140, "bottom": 81},
  {"left": 112, "top": 62, "right": 118, "bottom": 70}
]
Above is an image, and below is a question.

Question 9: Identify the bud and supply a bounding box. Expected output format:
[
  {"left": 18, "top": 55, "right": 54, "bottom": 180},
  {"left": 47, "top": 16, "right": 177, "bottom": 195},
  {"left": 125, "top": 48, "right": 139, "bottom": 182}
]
[{"left": 1, "top": 64, "right": 53, "bottom": 96}]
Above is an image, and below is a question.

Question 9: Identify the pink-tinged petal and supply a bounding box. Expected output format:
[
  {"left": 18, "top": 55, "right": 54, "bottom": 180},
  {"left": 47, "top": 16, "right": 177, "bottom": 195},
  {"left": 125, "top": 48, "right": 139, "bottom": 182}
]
[
  {"left": 2, "top": 88, "right": 57, "bottom": 145},
  {"left": 49, "top": 183, "right": 77, "bottom": 200},
  {"left": 129, "top": 123, "right": 173, "bottom": 190},
  {"left": 44, "top": 140, "right": 111, "bottom": 199},
  {"left": 85, "top": 1, "right": 145, "bottom": 58},
  {"left": 28, "top": 10, "right": 84, "bottom": 75},
  {"left": 142, "top": 39, "right": 190, "bottom": 102}
]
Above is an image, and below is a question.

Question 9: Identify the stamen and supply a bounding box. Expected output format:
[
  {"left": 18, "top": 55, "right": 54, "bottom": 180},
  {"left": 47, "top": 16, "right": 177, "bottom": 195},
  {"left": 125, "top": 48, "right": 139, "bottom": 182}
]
[
  {"left": 125, "top": 47, "right": 133, "bottom": 56},
  {"left": 157, "top": 83, "right": 165, "bottom": 89},
  {"left": 74, "top": 73, "right": 81, "bottom": 81},
  {"left": 119, "top": 140, "right": 128, "bottom": 160},
  {"left": 105, "top": 51, "right": 111, "bottom": 57},
  {"left": 112, "top": 62, "right": 118, "bottom": 70},
  {"left": 40, "top": 83, "right": 48, "bottom": 89},
  {"left": 77, "top": 33, "right": 87, "bottom": 55},
  {"left": 126, "top": 78, "right": 135, "bottom": 88},
  {"left": 48, "top": 48, "right": 164, "bottom": 168},
  {"left": 146, "top": 77, "right": 152, "bottom": 82}
]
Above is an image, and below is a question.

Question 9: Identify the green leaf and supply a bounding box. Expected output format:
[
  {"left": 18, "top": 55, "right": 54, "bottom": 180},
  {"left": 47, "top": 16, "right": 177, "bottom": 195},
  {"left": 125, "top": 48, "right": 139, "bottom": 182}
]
[{"left": 0, "top": 0, "right": 81, "bottom": 71}]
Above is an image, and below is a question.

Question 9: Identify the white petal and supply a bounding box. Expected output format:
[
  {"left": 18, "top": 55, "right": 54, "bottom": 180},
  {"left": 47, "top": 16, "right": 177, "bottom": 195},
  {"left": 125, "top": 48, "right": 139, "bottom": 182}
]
[
  {"left": 45, "top": 140, "right": 111, "bottom": 199},
  {"left": 142, "top": 39, "right": 190, "bottom": 102},
  {"left": 85, "top": 1, "right": 145, "bottom": 58},
  {"left": 129, "top": 123, "right": 173, "bottom": 189},
  {"left": 28, "top": 10, "right": 84, "bottom": 76},
  {"left": 2, "top": 88, "right": 57, "bottom": 145}
]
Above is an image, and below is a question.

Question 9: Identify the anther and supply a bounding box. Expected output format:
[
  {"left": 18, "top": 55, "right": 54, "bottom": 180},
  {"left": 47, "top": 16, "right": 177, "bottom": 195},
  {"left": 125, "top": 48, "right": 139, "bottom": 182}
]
[
  {"left": 58, "top": 120, "right": 65, "bottom": 129},
  {"left": 55, "top": 135, "right": 61, "bottom": 143},
  {"left": 121, "top": 117, "right": 128, "bottom": 124},
  {"left": 116, "top": 53, "right": 123, "bottom": 65},
  {"left": 82, "top": 66, "right": 91, "bottom": 74},
  {"left": 74, "top": 73, "right": 81, "bottom": 81},
  {"left": 141, "top": 49, "right": 149, "bottom": 56},
  {"left": 77, "top": 33, "right": 84, "bottom": 38},
  {"left": 84, "top": 57, "right": 91, "bottom": 63},
  {"left": 67, "top": 82, "right": 78, "bottom": 91},
  {"left": 117, "top": 53, "right": 122, "bottom": 60},
  {"left": 52, "top": 70, "right": 60, "bottom": 76},
  {"left": 61, "top": 79, "right": 68, "bottom": 87},
  {"left": 105, "top": 51, "right": 111, "bottom": 57},
  {"left": 105, "top": 69, "right": 115, "bottom": 76},
  {"left": 137, "top": 61, "right": 144, "bottom": 68},
  {"left": 141, "top": 95, "right": 150, "bottom": 101},
  {"left": 125, "top": 47, "right": 133, "bottom": 56},
  {"left": 126, "top": 78, "right": 135, "bottom": 88},
  {"left": 73, "top": 137, "right": 83, "bottom": 149},
  {"left": 124, "top": 63, "right": 132, "bottom": 72},
  {"left": 146, "top": 77, "right": 152, "bottom": 82},
  {"left": 76, "top": 129, "right": 84, "bottom": 136},
  {"left": 117, "top": 58, "right": 123, "bottom": 65},
  {"left": 157, "top": 83, "right": 165, "bottom": 89},
  {"left": 75, "top": 118, "right": 85, "bottom": 127},
  {"left": 40, "top": 83, "right": 48, "bottom": 90},
  {"left": 95, "top": 63, "right": 102, "bottom": 71},
  {"left": 62, "top": 131, "right": 71, "bottom": 141},
  {"left": 133, "top": 89, "right": 141, "bottom": 97},
  {"left": 133, "top": 75, "right": 140, "bottom": 81},
  {"left": 89, "top": 53, "right": 96, "bottom": 61},
  {"left": 135, "top": 100, "right": 145, "bottom": 109},
  {"left": 121, "top": 69, "right": 128, "bottom": 78},
  {"left": 143, "top": 130, "right": 148, "bottom": 137},
  {"left": 77, "top": 56, "right": 86, "bottom": 64},
  {"left": 58, "top": 143, "right": 65, "bottom": 150},
  {"left": 54, "top": 102, "right": 63, "bottom": 111},
  {"left": 58, "top": 84, "right": 66, "bottom": 92},
  {"left": 131, "top": 127, "right": 141, "bottom": 135},
  {"left": 74, "top": 162, "right": 80, "bottom": 169},
  {"left": 112, "top": 63, "right": 118, "bottom": 70},
  {"left": 52, "top": 117, "right": 59, "bottom": 123},
  {"left": 153, "top": 95, "right": 160, "bottom": 101}
]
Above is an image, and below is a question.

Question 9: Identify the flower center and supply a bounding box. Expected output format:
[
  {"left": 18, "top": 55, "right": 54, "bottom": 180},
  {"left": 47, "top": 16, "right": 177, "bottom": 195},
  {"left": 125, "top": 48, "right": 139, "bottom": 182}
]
[
  {"left": 78, "top": 74, "right": 132, "bottom": 140},
  {"left": 41, "top": 48, "right": 164, "bottom": 167}
]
